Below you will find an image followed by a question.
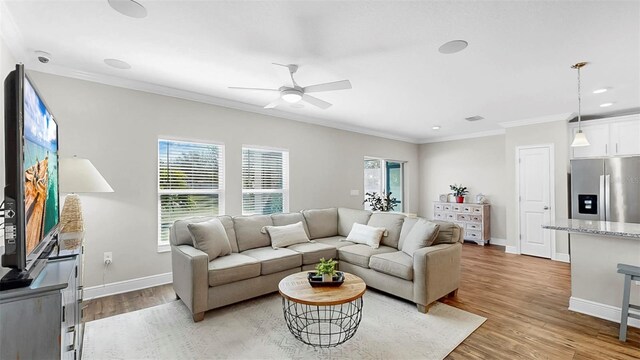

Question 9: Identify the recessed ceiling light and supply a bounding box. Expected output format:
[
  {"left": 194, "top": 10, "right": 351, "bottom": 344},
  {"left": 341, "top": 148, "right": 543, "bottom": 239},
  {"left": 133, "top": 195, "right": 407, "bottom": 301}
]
[
  {"left": 104, "top": 58, "right": 131, "bottom": 69},
  {"left": 35, "top": 50, "right": 51, "bottom": 64},
  {"left": 108, "top": 0, "right": 147, "bottom": 18},
  {"left": 593, "top": 88, "right": 608, "bottom": 94},
  {"left": 600, "top": 102, "right": 614, "bottom": 107},
  {"left": 438, "top": 40, "right": 468, "bottom": 54},
  {"left": 432, "top": 125, "right": 441, "bottom": 130}
]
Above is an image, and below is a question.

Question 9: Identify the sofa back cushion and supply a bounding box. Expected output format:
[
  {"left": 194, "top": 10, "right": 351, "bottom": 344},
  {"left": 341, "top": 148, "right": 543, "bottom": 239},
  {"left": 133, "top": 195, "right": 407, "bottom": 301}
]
[
  {"left": 170, "top": 215, "right": 238, "bottom": 252},
  {"left": 398, "top": 217, "right": 418, "bottom": 250},
  {"left": 271, "top": 212, "right": 310, "bottom": 238},
  {"left": 431, "top": 220, "right": 463, "bottom": 245},
  {"left": 233, "top": 215, "right": 273, "bottom": 252},
  {"left": 367, "top": 213, "right": 406, "bottom": 248},
  {"left": 301, "top": 208, "right": 339, "bottom": 239},
  {"left": 337, "top": 208, "right": 372, "bottom": 237}
]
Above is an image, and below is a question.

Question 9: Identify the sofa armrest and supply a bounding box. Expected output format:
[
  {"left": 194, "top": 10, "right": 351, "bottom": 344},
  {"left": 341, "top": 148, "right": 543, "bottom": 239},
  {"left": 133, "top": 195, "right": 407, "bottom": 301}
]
[
  {"left": 412, "top": 242, "right": 462, "bottom": 306},
  {"left": 171, "top": 245, "right": 209, "bottom": 315}
]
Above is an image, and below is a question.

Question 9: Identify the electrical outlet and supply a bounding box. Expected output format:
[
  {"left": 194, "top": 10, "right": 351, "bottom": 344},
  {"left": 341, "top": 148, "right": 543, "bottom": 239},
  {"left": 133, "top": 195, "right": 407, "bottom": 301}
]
[{"left": 104, "top": 252, "right": 113, "bottom": 266}]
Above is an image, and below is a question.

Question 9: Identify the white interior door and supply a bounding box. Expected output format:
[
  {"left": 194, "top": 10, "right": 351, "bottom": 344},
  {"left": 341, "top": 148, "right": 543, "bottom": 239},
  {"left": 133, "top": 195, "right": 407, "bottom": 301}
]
[{"left": 518, "top": 146, "right": 553, "bottom": 258}]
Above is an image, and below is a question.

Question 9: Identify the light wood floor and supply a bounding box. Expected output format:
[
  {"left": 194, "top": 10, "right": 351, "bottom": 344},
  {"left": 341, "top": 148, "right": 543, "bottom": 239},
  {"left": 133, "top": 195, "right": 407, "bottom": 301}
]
[{"left": 83, "top": 244, "right": 640, "bottom": 359}]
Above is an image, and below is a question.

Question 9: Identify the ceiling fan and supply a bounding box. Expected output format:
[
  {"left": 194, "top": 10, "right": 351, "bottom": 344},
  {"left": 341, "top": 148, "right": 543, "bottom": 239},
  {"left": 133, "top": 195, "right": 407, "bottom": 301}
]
[{"left": 229, "top": 63, "right": 352, "bottom": 109}]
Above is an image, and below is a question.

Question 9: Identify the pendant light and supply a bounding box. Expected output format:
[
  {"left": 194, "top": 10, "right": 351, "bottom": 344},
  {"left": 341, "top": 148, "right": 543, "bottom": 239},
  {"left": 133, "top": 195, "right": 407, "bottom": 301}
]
[{"left": 571, "top": 62, "right": 590, "bottom": 147}]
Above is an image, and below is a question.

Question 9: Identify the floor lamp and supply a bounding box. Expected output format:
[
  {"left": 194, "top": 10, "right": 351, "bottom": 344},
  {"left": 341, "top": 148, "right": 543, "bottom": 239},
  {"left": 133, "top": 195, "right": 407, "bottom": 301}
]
[{"left": 59, "top": 156, "right": 114, "bottom": 242}]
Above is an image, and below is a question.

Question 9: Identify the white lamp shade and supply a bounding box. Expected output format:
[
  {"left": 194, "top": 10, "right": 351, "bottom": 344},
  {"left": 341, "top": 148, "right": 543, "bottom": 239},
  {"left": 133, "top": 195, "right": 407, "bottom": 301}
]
[
  {"left": 571, "top": 131, "right": 591, "bottom": 147},
  {"left": 59, "top": 157, "right": 114, "bottom": 193}
]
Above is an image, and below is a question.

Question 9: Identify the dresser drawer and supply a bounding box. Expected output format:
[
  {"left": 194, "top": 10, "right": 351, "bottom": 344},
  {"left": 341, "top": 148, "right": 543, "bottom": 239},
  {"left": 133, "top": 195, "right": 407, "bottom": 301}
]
[
  {"left": 465, "top": 230, "right": 482, "bottom": 240},
  {"left": 457, "top": 214, "right": 471, "bottom": 222},
  {"left": 470, "top": 215, "right": 482, "bottom": 222},
  {"left": 452, "top": 205, "right": 462, "bottom": 212},
  {"left": 445, "top": 213, "right": 456, "bottom": 221},
  {"left": 434, "top": 212, "right": 445, "bottom": 220},
  {"left": 434, "top": 204, "right": 444, "bottom": 211},
  {"left": 462, "top": 206, "right": 473, "bottom": 213},
  {"left": 472, "top": 207, "right": 483, "bottom": 214},
  {"left": 443, "top": 204, "right": 452, "bottom": 211},
  {"left": 466, "top": 223, "right": 481, "bottom": 230}
]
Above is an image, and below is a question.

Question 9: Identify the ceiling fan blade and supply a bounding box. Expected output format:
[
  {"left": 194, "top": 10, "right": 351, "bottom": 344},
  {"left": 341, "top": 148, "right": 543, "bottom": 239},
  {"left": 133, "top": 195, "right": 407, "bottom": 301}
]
[
  {"left": 228, "top": 87, "right": 280, "bottom": 92},
  {"left": 302, "top": 94, "right": 332, "bottom": 109},
  {"left": 264, "top": 98, "right": 283, "bottom": 109},
  {"left": 303, "top": 80, "right": 352, "bottom": 93}
]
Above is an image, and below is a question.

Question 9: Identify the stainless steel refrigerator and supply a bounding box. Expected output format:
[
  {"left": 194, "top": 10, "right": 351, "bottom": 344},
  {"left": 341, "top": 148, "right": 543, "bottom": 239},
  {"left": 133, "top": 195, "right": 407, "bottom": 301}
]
[{"left": 571, "top": 157, "right": 640, "bottom": 223}]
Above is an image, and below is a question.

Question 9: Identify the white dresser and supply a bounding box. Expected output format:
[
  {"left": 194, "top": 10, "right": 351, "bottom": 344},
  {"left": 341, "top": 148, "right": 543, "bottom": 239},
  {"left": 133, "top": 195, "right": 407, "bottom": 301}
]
[{"left": 433, "top": 202, "right": 491, "bottom": 245}]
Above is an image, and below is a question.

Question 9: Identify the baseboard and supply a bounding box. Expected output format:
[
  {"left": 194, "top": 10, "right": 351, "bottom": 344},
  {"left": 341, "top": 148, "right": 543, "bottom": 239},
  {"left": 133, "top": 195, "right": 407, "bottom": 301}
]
[
  {"left": 84, "top": 272, "right": 173, "bottom": 300},
  {"left": 569, "top": 296, "right": 640, "bottom": 329},
  {"left": 553, "top": 252, "right": 571, "bottom": 263},
  {"left": 505, "top": 246, "right": 519, "bottom": 254},
  {"left": 490, "top": 238, "right": 506, "bottom": 246}
]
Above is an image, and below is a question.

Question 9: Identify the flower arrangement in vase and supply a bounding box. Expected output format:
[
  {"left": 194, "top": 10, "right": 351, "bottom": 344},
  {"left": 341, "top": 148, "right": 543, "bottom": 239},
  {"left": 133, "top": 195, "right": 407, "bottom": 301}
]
[{"left": 449, "top": 184, "right": 468, "bottom": 203}]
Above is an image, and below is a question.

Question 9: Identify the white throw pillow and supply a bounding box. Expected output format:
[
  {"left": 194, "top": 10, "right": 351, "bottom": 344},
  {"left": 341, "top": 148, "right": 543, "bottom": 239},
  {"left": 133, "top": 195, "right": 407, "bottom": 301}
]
[
  {"left": 264, "top": 221, "right": 310, "bottom": 249},
  {"left": 187, "top": 218, "right": 232, "bottom": 260},
  {"left": 346, "top": 223, "right": 386, "bottom": 249},
  {"left": 401, "top": 219, "right": 440, "bottom": 256}
]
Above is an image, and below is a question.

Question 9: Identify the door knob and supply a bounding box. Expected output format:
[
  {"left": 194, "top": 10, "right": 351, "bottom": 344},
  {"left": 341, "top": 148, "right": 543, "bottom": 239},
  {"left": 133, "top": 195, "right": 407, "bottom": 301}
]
[{"left": 543, "top": 206, "right": 549, "bottom": 210}]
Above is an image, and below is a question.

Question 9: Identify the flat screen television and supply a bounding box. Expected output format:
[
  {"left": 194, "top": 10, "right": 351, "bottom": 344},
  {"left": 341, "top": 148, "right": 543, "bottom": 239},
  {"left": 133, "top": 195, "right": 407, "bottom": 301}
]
[{"left": 2, "top": 64, "right": 60, "bottom": 272}]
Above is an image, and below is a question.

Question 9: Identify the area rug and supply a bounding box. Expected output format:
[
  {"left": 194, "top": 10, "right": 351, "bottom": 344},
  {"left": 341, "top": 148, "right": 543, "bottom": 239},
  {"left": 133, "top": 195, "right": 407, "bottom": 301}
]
[{"left": 83, "top": 290, "right": 485, "bottom": 360}]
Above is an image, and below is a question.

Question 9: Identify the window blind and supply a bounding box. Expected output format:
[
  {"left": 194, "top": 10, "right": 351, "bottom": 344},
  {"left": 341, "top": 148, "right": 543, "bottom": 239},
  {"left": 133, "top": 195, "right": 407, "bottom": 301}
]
[
  {"left": 242, "top": 147, "right": 289, "bottom": 215},
  {"left": 158, "top": 139, "right": 224, "bottom": 246}
]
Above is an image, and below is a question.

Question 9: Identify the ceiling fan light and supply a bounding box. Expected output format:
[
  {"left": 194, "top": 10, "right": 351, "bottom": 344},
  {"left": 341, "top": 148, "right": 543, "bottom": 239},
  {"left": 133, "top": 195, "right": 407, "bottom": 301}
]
[
  {"left": 571, "top": 130, "right": 590, "bottom": 147},
  {"left": 281, "top": 90, "right": 302, "bottom": 103}
]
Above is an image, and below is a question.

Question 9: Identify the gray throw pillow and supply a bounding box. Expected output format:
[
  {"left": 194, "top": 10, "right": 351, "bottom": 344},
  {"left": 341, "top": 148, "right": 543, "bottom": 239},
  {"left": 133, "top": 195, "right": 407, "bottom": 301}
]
[
  {"left": 401, "top": 219, "right": 440, "bottom": 257},
  {"left": 187, "top": 218, "right": 232, "bottom": 260}
]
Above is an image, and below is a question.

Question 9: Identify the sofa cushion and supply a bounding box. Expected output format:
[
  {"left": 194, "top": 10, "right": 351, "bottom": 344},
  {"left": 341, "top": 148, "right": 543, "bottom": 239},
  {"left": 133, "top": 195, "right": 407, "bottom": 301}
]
[
  {"left": 187, "top": 218, "right": 232, "bottom": 260},
  {"left": 369, "top": 251, "right": 414, "bottom": 281},
  {"left": 431, "top": 221, "right": 463, "bottom": 245},
  {"left": 401, "top": 219, "right": 440, "bottom": 256},
  {"left": 315, "top": 236, "right": 355, "bottom": 249},
  {"left": 398, "top": 217, "right": 418, "bottom": 250},
  {"left": 170, "top": 215, "right": 237, "bottom": 251},
  {"left": 264, "top": 222, "right": 310, "bottom": 249},
  {"left": 233, "top": 215, "right": 273, "bottom": 252},
  {"left": 287, "top": 242, "right": 337, "bottom": 265},
  {"left": 367, "top": 213, "right": 406, "bottom": 248},
  {"left": 271, "top": 213, "right": 310, "bottom": 238},
  {"left": 241, "top": 247, "right": 302, "bottom": 275},
  {"left": 338, "top": 244, "right": 396, "bottom": 268},
  {"left": 302, "top": 208, "right": 339, "bottom": 239},
  {"left": 346, "top": 223, "right": 385, "bottom": 249},
  {"left": 337, "top": 208, "right": 372, "bottom": 237},
  {"left": 208, "top": 253, "right": 260, "bottom": 287}
]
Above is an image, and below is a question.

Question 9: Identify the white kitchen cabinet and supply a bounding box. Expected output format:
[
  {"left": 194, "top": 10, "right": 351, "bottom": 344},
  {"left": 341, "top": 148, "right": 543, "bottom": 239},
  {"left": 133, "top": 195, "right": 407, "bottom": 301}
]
[
  {"left": 570, "top": 114, "right": 640, "bottom": 158},
  {"left": 610, "top": 119, "right": 640, "bottom": 155}
]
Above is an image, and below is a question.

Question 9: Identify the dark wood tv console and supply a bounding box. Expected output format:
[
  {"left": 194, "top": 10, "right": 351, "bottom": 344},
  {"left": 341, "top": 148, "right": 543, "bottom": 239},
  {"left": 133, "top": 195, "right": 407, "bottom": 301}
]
[{"left": 0, "top": 238, "right": 83, "bottom": 359}]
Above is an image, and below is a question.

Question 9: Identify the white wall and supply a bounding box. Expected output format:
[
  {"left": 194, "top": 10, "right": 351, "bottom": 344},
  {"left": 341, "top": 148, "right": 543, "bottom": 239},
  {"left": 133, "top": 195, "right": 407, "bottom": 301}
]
[
  {"left": 418, "top": 135, "right": 507, "bottom": 241},
  {"left": 27, "top": 71, "right": 419, "bottom": 287}
]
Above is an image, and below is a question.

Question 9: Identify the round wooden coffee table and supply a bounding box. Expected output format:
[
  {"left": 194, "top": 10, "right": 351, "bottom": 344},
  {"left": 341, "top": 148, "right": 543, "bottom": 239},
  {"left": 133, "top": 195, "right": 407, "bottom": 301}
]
[{"left": 278, "top": 271, "right": 366, "bottom": 348}]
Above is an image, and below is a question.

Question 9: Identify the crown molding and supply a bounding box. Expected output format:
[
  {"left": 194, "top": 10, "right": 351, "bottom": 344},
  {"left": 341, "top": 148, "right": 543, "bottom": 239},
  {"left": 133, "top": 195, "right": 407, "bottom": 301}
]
[
  {"left": 418, "top": 129, "right": 506, "bottom": 144},
  {"left": 499, "top": 112, "right": 574, "bottom": 128}
]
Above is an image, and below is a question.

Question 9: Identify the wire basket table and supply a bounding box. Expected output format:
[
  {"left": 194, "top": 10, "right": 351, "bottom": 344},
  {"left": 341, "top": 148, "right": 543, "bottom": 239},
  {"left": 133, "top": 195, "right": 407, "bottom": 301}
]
[{"left": 278, "top": 272, "right": 366, "bottom": 348}]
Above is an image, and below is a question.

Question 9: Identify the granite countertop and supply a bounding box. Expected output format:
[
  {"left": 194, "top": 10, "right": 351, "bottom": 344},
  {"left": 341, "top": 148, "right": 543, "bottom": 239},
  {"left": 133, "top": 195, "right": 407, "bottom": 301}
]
[{"left": 543, "top": 219, "right": 640, "bottom": 239}]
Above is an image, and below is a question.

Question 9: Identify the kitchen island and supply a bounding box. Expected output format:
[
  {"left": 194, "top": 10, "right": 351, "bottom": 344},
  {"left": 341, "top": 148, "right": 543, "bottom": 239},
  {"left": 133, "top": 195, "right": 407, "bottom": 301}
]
[{"left": 543, "top": 219, "right": 640, "bottom": 328}]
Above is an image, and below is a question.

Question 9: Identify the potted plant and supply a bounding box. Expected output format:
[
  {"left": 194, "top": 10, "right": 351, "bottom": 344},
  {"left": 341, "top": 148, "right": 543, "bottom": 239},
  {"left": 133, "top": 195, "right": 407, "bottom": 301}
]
[
  {"left": 363, "top": 192, "right": 399, "bottom": 212},
  {"left": 315, "top": 258, "right": 338, "bottom": 282},
  {"left": 449, "top": 184, "right": 468, "bottom": 203}
]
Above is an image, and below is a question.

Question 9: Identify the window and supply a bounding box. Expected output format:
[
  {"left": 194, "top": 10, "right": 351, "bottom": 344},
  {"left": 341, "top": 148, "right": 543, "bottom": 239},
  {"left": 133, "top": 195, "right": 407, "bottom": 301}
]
[
  {"left": 364, "top": 157, "right": 405, "bottom": 212},
  {"left": 158, "top": 139, "right": 224, "bottom": 249},
  {"left": 242, "top": 147, "right": 289, "bottom": 215}
]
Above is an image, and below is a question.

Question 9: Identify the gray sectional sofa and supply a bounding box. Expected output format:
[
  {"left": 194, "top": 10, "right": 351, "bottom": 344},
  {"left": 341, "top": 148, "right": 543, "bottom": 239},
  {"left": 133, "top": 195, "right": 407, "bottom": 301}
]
[{"left": 170, "top": 207, "right": 463, "bottom": 322}]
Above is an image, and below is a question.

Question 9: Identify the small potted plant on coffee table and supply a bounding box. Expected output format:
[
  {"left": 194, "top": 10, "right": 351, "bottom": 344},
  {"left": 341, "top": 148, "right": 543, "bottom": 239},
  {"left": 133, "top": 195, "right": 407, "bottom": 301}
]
[
  {"left": 316, "top": 258, "right": 338, "bottom": 282},
  {"left": 449, "top": 184, "right": 468, "bottom": 203}
]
